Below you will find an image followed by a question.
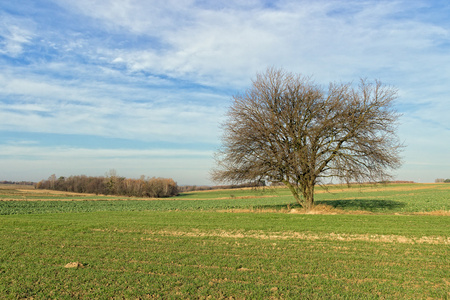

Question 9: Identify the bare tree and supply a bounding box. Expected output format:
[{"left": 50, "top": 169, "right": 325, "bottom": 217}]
[{"left": 212, "top": 68, "right": 403, "bottom": 210}]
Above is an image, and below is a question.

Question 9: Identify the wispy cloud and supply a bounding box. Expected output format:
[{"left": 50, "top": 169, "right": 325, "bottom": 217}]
[
  {"left": 0, "top": 69, "right": 227, "bottom": 143},
  {"left": 0, "top": 14, "right": 35, "bottom": 57},
  {"left": 55, "top": 1, "right": 450, "bottom": 85},
  {"left": 0, "top": 143, "right": 213, "bottom": 183},
  {"left": 0, "top": 144, "right": 212, "bottom": 159}
]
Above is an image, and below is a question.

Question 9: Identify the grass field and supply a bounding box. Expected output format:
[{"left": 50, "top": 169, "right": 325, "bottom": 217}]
[{"left": 1, "top": 183, "right": 449, "bottom": 299}]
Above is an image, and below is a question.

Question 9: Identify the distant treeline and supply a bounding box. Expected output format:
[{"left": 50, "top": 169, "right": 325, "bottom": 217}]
[
  {"left": 435, "top": 178, "right": 450, "bottom": 183},
  {"left": 0, "top": 181, "right": 35, "bottom": 185},
  {"left": 178, "top": 181, "right": 416, "bottom": 192},
  {"left": 178, "top": 181, "right": 266, "bottom": 192},
  {"left": 36, "top": 174, "right": 178, "bottom": 198}
]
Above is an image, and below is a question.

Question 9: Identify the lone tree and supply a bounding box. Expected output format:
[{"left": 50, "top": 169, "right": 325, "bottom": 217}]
[{"left": 212, "top": 68, "right": 403, "bottom": 210}]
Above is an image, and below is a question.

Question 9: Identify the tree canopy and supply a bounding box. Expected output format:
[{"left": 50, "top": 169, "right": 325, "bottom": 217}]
[{"left": 212, "top": 68, "right": 403, "bottom": 209}]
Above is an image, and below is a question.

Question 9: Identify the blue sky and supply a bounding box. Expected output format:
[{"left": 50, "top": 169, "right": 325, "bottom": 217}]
[{"left": 1, "top": 0, "right": 449, "bottom": 185}]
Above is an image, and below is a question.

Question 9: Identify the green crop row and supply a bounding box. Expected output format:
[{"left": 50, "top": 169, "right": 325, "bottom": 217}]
[{"left": 0, "top": 197, "right": 294, "bottom": 215}]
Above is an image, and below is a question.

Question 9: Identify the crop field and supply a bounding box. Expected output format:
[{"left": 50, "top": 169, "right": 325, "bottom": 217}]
[
  {"left": 0, "top": 183, "right": 449, "bottom": 299},
  {"left": 2, "top": 183, "right": 450, "bottom": 215}
]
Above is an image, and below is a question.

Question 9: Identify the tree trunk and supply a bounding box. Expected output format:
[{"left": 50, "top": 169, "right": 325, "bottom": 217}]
[
  {"left": 283, "top": 181, "right": 303, "bottom": 207},
  {"left": 302, "top": 182, "right": 315, "bottom": 210},
  {"left": 283, "top": 180, "right": 315, "bottom": 210}
]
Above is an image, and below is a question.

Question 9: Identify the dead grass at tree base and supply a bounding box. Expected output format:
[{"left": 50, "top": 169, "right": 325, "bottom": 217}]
[
  {"left": 224, "top": 204, "right": 449, "bottom": 216},
  {"left": 291, "top": 204, "right": 345, "bottom": 215},
  {"left": 221, "top": 204, "right": 372, "bottom": 215}
]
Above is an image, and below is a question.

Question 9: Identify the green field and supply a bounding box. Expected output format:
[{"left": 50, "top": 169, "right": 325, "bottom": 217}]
[{"left": 0, "top": 183, "right": 449, "bottom": 299}]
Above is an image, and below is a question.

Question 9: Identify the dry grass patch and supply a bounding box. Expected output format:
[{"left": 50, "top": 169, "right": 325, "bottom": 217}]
[
  {"left": 356, "top": 183, "right": 450, "bottom": 193},
  {"left": 290, "top": 204, "right": 346, "bottom": 215},
  {"left": 414, "top": 210, "right": 450, "bottom": 216},
  {"left": 219, "top": 204, "right": 350, "bottom": 215},
  {"left": 96, "top": 227, "right": 450, "bottom": 245}
]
